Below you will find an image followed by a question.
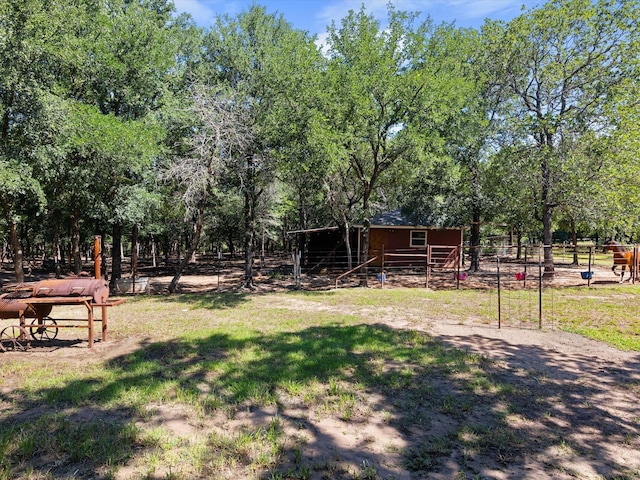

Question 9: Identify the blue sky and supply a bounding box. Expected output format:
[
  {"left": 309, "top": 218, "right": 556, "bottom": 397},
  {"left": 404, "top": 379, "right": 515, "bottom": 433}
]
[{"left": 173, "top": 0, "right": 543, "bottom": 35}]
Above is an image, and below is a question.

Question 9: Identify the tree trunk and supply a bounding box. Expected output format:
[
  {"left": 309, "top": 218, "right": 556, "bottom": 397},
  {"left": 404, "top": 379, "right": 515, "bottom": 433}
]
[
  {"left": 470, "top": 214, "right": 481, "bottom": 272},
  {"left": 359, "top": 187, "right": 373, "bottom": 287},
  {"left": 243, "top": 155, "right": 258, "bottom": 289},
  {"left": 110, "top": 223, "right": 122, "bottom": 291},
  {"left": 360, "top": 222, "right": 370, "bottom": 287},
  {"left": 243, "top": 185, "right": 256, "bottom": 289},
  {"left": 71, "top": 214, "right": 82, "bottom": 274},
  {"left": 98, "top": 230, "right": 108, "bottom": 280},
  {"left": 151, "top": 235, "right": 157, "bottom": 268},
  {"left": 10, "top": 220, "right": 24, "bottom": 283},
  {"left": 169, "top": 202, "right": 206, "bottom": 293},
  {"left": 343, "top": 221, "right": 352, "bottom": 271},
  {"left": 53, "top": 225, "right": 62, "bottom": 278},
  {"left": 542, "top": 203, "right": 554, "bottom": 275},
  {"left": 516, "top": 231, "right": 523, "bottom": 260},
  {"left": 571, "top": 218, "right": 579, "bottom": 266},
  {"left": 227, "top": 236, "right": 235, "bottom": 257},
  {"left": 131, "top": 224, "right": 139, "bottom": 292}
]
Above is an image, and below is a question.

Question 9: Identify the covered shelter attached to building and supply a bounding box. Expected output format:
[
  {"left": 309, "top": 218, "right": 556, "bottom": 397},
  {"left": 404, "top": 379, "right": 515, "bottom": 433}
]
[{"left": 289, "top": 210, "right": 464, "bottom": 273}]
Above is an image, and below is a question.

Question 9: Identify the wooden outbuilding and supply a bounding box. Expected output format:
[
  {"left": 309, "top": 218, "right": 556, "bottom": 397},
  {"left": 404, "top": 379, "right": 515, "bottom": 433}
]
[
  {"left": 356, "top": 210, "right": 463, "bottom": 268},
  {"left": 290, "top": 210, "right": 464, "bottom": 271}
]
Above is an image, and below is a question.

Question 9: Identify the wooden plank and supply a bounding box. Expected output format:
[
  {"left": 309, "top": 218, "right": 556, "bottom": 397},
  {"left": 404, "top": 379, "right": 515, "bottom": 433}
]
[{"left": 22, "top": 296, "right": 93, "bottom": 305}]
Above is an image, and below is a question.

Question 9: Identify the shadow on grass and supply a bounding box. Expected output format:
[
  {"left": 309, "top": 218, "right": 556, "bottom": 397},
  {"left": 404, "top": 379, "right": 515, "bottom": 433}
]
[
  {"left": 147, "top": 291, "right": 251, "bottom": 310},
  {"left": 1, "top": 322, "right": 640, "bottom": 478}
]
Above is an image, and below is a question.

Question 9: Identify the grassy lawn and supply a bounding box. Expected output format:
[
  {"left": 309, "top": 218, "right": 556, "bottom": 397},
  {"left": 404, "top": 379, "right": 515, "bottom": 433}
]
[{"left": 1, "top": 286, "right": 639, "bottom": 479}]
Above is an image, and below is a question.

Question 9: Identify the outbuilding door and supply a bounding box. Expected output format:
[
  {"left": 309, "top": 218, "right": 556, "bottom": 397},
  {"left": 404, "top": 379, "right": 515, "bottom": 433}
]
[{"left": 369, "top": 229, "right": 387, "bottom": 265}]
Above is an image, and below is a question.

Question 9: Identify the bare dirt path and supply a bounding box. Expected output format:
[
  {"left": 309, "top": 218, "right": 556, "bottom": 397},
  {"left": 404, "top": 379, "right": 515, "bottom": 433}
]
[{"left": 421, "top": 322, "right": 640, "bottom": 479}]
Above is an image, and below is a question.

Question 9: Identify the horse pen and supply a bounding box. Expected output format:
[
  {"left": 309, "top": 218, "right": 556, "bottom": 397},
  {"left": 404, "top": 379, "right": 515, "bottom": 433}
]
[
  {"left": 0, "top": 241, "right": 637, "bottom": 346},
  {"left": 327, "top": 241, "right": 640, "bottom": 331},
  {"left": 125, "top": 240, "right": 640, "bottom": 332}
]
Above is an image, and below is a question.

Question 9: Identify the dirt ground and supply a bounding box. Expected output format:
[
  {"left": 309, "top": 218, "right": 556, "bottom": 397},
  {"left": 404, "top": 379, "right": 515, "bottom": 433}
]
[
  {"left": 140, "top": 261, "right": 640, "bottom": 478},
  {"left": 424, "top": 324, "right": 640, "bottom": 479},
  {"left": 2, "top": 258, "right": 640, "bottom": 479}
]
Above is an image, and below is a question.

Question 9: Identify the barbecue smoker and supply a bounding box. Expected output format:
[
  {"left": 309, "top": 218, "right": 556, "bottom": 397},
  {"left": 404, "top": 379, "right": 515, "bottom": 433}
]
[{"left": 0, "top": 236, "right": 125, "bottom": 351}]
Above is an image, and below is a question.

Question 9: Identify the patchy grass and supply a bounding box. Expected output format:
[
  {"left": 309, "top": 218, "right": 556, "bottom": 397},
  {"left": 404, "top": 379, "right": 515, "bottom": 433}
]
[
  {"left": 0, "top": 285, "right": 639, "bottom": 479},
  {"left": 542, "top": 286, "right": 640, "bottom": 350}
]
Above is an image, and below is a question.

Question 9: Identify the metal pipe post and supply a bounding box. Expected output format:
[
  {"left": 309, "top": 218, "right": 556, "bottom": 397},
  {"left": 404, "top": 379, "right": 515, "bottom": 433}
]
[
  {"left": 94, "top": 235, "right": 102, "bottom": 280},
  {"left": 497, "top": 256, "right": 501, "bottom": 329}
]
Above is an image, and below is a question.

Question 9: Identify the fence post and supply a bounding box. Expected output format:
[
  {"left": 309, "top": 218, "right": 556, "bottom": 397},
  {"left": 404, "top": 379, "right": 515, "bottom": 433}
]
[
  {"left": 381, "top": 245, "right": 385, "bottom": 288},
  {"left": 94, "top": 235, "right": 101, "bottom": 280},
  {"left": 456, "top": 245, "right": 461, "bottom": 289},
  {"left": 217, "top": 250, "right": 221, "bottom": 291},
  {"left": 426, "top": 245, "right": 431, "bottom": 289},
  {"left": 497, "top": 256, "right": 501, "bottom": 329},
  {"left": 587, "top": 246, "right": 592, "bottom": 287},
  {"left": 538, "top": 259, "right": 543, "bottom": 329},
  {"left": 292, "top": 252, "right": 301, "bottom": 290},
  {"left": 524, "top": 245, "right": 528, "bottom": 288}
]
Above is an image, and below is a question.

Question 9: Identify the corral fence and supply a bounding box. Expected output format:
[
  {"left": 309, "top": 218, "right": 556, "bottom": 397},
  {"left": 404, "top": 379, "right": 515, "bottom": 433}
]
[
  {"left": 329, "top": 243, "right": 635, "bottom": 287},
  {"left": 334, "top": 244, "right": 465, "bottom": 289},
  {"left": 329, "top": 243, "right": 640, "bottom": 330}
]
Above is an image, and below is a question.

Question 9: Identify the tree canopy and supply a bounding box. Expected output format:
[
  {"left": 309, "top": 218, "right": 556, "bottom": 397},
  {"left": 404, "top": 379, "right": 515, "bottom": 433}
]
[{"left": 1, "top": 0, "right": 639, "bottom": 283}]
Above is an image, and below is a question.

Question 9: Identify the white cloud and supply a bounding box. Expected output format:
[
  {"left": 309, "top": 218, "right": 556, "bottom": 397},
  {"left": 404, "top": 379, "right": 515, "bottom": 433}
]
[
  {"left": 314, "top": 31, "right": 331, "bottom": 56},
  {"left": 314, "top": 0, "right": 532, "bottom": 30},
  {"left": 173, "top": 0, "right": 249, "bottom": 27},
  {"left": 173, "top": 0, "right": 215, "bottom": 25},
  {"left": 436, "top": 0, "right": 529, "bottom": 22}
]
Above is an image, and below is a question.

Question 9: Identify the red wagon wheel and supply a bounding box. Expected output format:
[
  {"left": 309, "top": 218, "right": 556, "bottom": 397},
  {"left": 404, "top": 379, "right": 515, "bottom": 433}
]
[
  {"left": 30, "top": 317, "right": 58, "bottom": 342},
  {"left": 0, "top": 325, "right": 29, "bottom": 351}
]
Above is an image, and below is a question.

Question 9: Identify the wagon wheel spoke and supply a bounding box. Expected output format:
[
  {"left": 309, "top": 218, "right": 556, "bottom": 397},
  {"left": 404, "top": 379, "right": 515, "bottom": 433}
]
[
  {"left": 29, "top": 317, "right": 58, "bottom": 342},
  {"left": 0, "top": 325, "right": 29, "bottom": 351}
]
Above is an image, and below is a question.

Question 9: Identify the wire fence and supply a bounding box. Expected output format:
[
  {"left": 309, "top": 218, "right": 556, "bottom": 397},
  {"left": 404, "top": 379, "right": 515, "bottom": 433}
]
[
  {"left": 10, "top": 242, "right": 635, "bottom": 330},
  {"left": 321, "top": 242, "right": 640, "bottom": 330}
]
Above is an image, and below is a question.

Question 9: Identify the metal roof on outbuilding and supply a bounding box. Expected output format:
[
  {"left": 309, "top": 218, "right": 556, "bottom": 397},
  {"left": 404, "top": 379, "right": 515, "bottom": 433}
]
[{"left": 369, "top": 209, "right": 414, "bottom": 226}]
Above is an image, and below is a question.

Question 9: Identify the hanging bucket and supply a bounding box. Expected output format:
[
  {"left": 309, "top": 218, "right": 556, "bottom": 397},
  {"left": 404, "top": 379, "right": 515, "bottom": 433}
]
[
  {"left": 515, "top": 272, "right": 526, "bottom": 281},
  {"left": 580, "top": 271, "right": 593, "bottom": 280},
  {"left": 457, "top": 272, "right": 468, "bottom": 281}
]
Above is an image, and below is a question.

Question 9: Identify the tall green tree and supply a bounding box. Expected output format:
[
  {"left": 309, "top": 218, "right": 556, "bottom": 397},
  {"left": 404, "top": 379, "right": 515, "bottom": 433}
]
[
  {"left": 164, "top": 85, "right": 253, "bottom": 292},
  {"left": 0, "top": 160, "right": 45, "bottom": 281},
  {"left": 322, "top": 6, "right": 468, "bottom": 281},
  {"left": 47, "top": 0, "right": 183, "bottom": 281},
  {"left": 403, "top": 26, "right": 496, "bottom": 271},
  {"left": 0, "top": 0, "right": 70, "bottom": 280},
  {"left": 201, "top": 5, "right": 320, "bottom": 287},
  {"left": 36, "top": 99, "right": 162, "bottom": 274},
  {"left": 485, "top": 0, "right": 640, "bottom": 274}
]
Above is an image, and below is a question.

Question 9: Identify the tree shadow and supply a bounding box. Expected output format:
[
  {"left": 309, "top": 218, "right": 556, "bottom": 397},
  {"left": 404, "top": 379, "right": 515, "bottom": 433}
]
[
  {"left": 152, "top": 291, "right": 251, "bottom": 310},
  {"left": 1, "top": 322, "right": 640, "bottom": 478}
]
